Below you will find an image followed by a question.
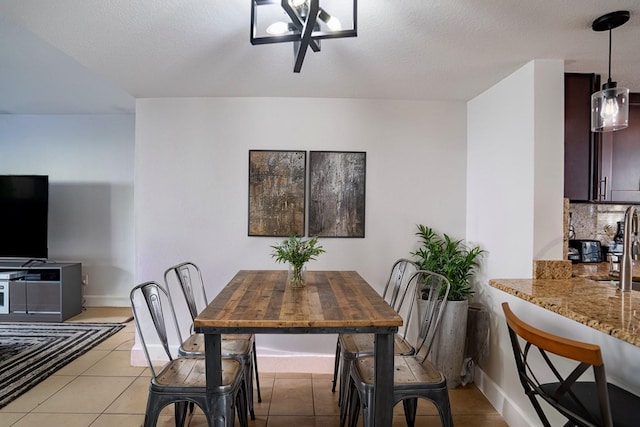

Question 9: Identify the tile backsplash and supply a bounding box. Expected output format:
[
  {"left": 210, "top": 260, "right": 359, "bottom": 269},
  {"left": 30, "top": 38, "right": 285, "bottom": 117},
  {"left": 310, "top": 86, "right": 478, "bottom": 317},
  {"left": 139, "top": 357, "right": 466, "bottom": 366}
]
[{"left": 569, "top": 202, "right": 640, "bottom": 244}]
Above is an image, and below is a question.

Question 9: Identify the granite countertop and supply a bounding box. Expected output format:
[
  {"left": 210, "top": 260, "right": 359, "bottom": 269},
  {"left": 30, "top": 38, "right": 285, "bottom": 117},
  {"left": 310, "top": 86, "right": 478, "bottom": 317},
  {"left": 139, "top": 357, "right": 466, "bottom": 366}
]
[
  {"left": 490, "top": 262, "right": 640, "bottom": 347},
  {"left": 571, "top": 261, "right": 640, "bottom": 281}
]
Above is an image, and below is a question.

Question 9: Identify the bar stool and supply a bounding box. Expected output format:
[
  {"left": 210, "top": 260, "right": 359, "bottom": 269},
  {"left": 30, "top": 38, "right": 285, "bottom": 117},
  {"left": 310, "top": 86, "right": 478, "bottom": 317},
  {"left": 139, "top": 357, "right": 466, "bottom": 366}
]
[{"left": 502, "top": 302, "right": 640, "bottom": 427}]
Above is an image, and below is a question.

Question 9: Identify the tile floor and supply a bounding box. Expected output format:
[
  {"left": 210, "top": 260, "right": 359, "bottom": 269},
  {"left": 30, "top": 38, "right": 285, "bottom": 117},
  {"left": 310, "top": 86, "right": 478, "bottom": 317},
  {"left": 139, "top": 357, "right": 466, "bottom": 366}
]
[{"left": 0, "top": 320, "right": 509, "bottom": 427}]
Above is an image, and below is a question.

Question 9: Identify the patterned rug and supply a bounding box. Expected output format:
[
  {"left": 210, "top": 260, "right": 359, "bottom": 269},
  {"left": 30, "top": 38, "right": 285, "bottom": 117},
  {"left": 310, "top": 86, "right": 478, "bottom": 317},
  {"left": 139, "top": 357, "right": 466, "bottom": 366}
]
[{"left": 0, "top": 322, "right": 124, "bottom": 409}]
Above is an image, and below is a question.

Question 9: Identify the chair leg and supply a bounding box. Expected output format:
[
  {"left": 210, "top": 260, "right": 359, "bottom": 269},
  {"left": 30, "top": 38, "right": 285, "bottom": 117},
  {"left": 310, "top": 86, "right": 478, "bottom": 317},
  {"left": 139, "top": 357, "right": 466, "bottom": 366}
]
[
  {"left": 338, "top": 354, "right": 352, "bottom": 409},
  {"left": 253, "top": 340, "right": 262, "bottom": 403},
  {"left": 347, "top": 383, "right": 360, "bottom": 427},
  {"left": 339, "top": 372, "right": 352, "bottom": 427},
  {"left": 402, "top": 398, "right": 417, "bottom": 427},
  {"left": 332, "top": 338, "right": 341, "bottom": 393},
  {"left": 236, "top": 379, "right": 249, "bottom": 427},
  {"left": 174, "top": 401, "right": 188, "bottom": 427}
]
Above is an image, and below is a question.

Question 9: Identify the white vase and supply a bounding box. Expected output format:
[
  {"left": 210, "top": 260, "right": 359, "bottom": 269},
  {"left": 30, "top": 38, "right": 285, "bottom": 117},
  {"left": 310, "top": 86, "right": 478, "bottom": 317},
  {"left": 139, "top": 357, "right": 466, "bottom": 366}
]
[{"left": 429, "top": 299, "right": 469, "bottom": 389}]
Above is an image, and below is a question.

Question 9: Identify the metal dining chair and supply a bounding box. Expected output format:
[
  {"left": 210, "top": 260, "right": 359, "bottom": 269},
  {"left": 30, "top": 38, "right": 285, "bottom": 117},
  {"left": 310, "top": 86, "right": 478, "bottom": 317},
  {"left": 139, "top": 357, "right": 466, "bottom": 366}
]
[
  {"left": 344, "top": 270, "right": 452, "bottom": 427},
  {"left": 163, "top": 261, "right": 261, "bottom": 420},
  {"left": 130, "top": 281, "right": 248, "bottom": 427},
  {"left": 332, "top": 259, "right": 420, "bottom": 412},
  {"left": 502, "top": 302, "right": 640, "bottom": 427}
]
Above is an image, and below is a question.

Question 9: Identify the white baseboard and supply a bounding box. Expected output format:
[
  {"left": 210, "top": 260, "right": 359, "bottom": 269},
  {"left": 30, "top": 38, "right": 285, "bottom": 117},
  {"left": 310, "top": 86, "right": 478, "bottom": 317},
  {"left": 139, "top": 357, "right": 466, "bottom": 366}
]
[
  {"left": 83, "top": 295, "right": 129, "bottom": 307},
  {"left": 474, "top": 367, "right": 537, "bottom": 427}
]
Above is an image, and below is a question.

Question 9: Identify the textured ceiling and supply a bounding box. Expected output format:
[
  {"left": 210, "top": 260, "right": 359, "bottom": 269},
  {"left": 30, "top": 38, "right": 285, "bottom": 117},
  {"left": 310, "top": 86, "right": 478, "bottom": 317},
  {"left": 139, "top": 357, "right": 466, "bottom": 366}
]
[{"left": 1, "top": 0, "right": 639, "bottom": 114}]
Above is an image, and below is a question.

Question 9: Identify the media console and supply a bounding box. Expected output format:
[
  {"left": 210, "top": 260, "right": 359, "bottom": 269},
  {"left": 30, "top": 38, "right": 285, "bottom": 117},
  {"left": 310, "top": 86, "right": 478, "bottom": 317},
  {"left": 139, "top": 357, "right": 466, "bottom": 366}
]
[{"left": 0, "top": 262, "right": 82, "bottom": 322}]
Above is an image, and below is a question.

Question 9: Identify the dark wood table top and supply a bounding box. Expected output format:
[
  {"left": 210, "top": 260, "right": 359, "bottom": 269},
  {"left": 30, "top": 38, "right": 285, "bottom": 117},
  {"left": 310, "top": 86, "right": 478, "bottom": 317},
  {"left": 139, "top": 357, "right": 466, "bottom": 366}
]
[{"left": 194, "top": 270, "right": 403, "bottom": 331}]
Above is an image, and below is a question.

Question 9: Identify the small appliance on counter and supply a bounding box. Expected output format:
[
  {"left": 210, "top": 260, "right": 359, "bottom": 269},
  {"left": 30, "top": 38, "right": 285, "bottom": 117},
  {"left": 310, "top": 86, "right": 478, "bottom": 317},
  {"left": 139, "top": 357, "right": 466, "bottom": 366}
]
[{"left": 568, "top": 239, "right": 603, "bottom": 263}]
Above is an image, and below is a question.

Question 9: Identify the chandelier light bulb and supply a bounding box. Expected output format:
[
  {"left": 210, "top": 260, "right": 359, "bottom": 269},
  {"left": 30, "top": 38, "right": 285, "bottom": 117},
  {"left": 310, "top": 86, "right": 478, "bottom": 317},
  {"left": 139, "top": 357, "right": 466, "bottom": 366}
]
[
  {"left": 325, "top": 16, "right": 342, "bottom": 31},
  {"left": 266, "top": 21, "right": 290, "bottom": 35}
]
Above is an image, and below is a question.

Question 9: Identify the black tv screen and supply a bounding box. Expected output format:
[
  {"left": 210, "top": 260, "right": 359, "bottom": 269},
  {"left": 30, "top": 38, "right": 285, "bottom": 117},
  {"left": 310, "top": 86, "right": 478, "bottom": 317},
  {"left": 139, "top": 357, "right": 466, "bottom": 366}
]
[{"left": 0, "top": 175, "right": 49, "bottom": 259}]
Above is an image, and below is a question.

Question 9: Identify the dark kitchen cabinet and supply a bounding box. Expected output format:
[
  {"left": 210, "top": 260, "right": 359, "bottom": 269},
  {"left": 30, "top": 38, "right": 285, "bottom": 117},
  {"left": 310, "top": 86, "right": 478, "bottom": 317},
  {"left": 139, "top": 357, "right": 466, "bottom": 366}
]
[
  {"left": 598, "top": 93, "right": 640, "bottom": 202},
  {"left": 564, "top": 73, "right": 600, "bottom": 201}
]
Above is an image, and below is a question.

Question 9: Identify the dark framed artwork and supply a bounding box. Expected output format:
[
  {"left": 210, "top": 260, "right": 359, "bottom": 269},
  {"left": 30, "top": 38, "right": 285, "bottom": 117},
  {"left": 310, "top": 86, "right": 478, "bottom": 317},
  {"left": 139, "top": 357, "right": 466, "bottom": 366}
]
[
  {"left": 309, "top": 151, "right": 366, "bottom": 237},
  {"left": 248, "top": 150, "right": 306, "bottom": 236}
]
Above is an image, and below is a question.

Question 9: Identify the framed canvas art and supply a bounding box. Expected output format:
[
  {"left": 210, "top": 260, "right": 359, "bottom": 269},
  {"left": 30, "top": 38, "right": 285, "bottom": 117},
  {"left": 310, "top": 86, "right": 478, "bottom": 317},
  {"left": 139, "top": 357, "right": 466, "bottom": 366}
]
[
  {"left": 248, "top": 150, "right": 306, "bottom": 236},
  {"left": 309, "top": 151, "right": 366, "bottom": 237}
]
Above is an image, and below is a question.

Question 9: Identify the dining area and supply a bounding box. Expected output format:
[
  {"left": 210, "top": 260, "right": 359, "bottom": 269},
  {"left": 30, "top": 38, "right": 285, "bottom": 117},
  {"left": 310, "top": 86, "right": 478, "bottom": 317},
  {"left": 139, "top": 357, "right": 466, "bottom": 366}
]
[{"left": 128, "top": 261, "right": 505, "bottom": 427}]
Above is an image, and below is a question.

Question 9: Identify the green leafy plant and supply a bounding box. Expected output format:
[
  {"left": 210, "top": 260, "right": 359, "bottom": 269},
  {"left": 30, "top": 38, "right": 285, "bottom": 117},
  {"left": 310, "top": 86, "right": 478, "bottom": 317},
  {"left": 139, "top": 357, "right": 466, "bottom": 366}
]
[
  {"left": 411, "top": 224, "right": 484, "bottom": 301},
  {"left": 271, "top": 235, "right": 325, "bottom": 287}
]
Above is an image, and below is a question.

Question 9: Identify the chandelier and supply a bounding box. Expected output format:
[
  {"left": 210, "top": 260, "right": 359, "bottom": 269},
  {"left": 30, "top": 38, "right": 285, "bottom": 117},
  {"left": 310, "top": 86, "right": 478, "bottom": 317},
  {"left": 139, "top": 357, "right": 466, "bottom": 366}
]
[{"left": 250, "top": 0, "right": 357, "bottom": 72}]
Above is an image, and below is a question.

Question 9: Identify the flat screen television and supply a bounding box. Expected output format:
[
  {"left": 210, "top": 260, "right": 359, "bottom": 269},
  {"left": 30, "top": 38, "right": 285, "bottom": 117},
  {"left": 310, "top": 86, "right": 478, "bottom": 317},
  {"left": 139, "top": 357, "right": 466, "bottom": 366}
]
[{"left": 0, "top": 175, "right": 49, "bottom": 259}]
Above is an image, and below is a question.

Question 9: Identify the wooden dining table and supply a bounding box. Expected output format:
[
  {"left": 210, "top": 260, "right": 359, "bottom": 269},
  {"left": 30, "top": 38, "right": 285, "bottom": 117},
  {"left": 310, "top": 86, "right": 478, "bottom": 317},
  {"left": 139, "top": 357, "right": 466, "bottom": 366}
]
[{"left": 194, "top": 270, "right": 403, "bottom": 427}]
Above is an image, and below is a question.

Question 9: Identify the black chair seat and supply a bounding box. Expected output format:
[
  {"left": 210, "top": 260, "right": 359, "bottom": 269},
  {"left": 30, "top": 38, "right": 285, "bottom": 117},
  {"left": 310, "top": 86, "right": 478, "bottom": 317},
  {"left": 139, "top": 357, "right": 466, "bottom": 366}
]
[{"left": 540, "top": 382, "right": 640, "bottom": 427}]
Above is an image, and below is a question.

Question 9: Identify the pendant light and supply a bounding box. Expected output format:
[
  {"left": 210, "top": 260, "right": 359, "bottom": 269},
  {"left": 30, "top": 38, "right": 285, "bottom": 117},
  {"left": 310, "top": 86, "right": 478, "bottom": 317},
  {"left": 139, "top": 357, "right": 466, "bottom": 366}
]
[{"left": 591, "top": 10, "right": 630, "bottom": 132}]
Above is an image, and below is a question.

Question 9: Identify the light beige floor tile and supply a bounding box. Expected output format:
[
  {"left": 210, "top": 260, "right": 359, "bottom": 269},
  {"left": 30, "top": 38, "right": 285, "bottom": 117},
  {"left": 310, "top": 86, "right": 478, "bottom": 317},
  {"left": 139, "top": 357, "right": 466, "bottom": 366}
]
[
  {"left": 103, "top": 376, "right": 149, "bottom": 414},
  {"left": 391, "top": 396, "right": 440, "bottom": 416},
  {"left": 81, "top": 350, "right": 145, "bottom": 377},
  {"left": 312, "top": 376, "right": 340, "bottom": 416},
  {"left": 89, "top": 413, "right": 176, "bottom": 427},
  {"left": 93, "top": 329, "right": 135, "bottom": 351},
  {"left": 252, "top": 373, "right": 275, "bottom": 416},
  {"left": 32, "top": 376, "right": 134, "bottom": 413},
  {"left": 0, "top": 412, "right": 26, "bottom": 425},
  {"left": 269, "top": 378, "right": 314, "bottom": 416},
  {"left": 89, "top": 413, "right": 144, "bottom": 427},
  {"left": 0, "top": 375, "right": 76, "bottom": 413},
  {"left": 452, "top": 414, "right": 510, "bottom": 426},
  {"left": 189, "top": 412, "right": 258, "bottom": 427},
  {"left": 267, "top": 415, "right": 340, "bottom": 426},
  {"left": 54, "top": 349, "right": 110, "bottom": 376},
  {"left": 449, "top": 384, "right": 501, "bottom": 415},
  {"left": 275, "top": 372, "right": 312, "bottom": 379},
  {"left": 11, "top": 413, "right": 99, "bottom": 427}
]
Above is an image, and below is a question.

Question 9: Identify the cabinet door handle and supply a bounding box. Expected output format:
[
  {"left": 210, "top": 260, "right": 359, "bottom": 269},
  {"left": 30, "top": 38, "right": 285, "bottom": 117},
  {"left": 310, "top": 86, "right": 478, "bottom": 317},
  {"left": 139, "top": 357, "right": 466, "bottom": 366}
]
[{"left": 599, "top": 176, "right": 607, "bottom": 201}]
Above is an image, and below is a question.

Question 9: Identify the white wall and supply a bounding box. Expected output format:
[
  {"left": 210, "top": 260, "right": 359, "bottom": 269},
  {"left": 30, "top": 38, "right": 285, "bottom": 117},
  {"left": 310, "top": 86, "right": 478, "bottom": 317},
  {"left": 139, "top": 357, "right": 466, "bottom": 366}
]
[
  {"left": 134, "top": 97, "right": 467, "bottom": 357},
  {"left": 0, "top": 114, "right": 135, "bottom": 306},
  {"left": 467, "top": 60, "right": 566, "bottom": 426}
]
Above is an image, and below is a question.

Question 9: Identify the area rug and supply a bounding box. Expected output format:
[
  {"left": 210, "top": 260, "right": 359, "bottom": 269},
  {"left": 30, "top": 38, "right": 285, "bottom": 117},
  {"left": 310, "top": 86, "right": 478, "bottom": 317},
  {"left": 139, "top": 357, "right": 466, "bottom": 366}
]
[{"left": 0, "top": 322, "right": 124, "bottom": 409}]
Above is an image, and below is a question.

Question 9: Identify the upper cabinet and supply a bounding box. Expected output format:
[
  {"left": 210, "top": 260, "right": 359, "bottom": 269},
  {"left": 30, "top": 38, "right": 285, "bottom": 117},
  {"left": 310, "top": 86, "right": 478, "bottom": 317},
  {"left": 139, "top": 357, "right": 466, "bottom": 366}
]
[
  {"left": 599, "top": 93, "right": 640, "bottom": 202},
  {"left": 564, "top": 73, "right": 600, "bottom": 201},
  {"left": 564, "top": 73, "right": 640, "bottom": 203}
]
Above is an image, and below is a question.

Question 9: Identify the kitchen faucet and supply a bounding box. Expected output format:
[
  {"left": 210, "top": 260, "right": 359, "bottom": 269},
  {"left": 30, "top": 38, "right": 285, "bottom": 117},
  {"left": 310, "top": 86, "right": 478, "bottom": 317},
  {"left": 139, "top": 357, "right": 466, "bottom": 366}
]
[{"left": 620, "top": 206, "right": 639, "bottom": 292}]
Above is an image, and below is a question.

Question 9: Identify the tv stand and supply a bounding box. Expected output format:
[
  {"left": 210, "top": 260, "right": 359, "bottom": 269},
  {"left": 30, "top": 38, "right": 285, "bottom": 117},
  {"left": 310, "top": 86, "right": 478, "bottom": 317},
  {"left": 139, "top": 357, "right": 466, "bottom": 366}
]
[{"left": 0, "top": 261, "right": 82, "bottom": 322}]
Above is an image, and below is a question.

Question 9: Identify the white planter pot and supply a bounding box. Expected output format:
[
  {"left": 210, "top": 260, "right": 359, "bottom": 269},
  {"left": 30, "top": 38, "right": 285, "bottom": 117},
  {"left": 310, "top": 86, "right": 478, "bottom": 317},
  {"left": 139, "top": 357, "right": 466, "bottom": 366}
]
[{"left": 429, "top": 299, "right": 469, "bottom": 389}]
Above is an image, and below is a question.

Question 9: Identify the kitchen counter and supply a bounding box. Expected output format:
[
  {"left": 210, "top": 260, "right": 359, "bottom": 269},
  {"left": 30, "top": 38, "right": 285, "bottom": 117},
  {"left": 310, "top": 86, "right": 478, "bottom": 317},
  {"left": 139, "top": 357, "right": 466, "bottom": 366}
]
[
  {"left": 571, "top": 261, "right": 640, "bottom": 281},
  {"left": 490, "top": 264, "right": 640, "bottom": 347}
]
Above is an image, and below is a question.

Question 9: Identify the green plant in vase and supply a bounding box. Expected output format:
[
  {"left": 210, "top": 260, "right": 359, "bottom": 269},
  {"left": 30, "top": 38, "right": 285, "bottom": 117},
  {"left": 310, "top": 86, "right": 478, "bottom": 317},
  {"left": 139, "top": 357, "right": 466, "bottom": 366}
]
[
  {"left": 411, "top": 224, "right": 484, "bottom": 301},
  {"left": 271, "top": 235, "right": 325, "bottom": 287}
]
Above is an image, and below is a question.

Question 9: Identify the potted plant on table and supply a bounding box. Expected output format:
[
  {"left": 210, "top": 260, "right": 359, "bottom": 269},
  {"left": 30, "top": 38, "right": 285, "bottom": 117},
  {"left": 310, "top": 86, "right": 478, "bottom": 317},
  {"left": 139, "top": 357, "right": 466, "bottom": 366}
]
[
  {"left": 411, "top": 224, "right": 484, "bottom": 388},
  {"left": 271, "top": 235, "right": 325, "bottom": 288}
]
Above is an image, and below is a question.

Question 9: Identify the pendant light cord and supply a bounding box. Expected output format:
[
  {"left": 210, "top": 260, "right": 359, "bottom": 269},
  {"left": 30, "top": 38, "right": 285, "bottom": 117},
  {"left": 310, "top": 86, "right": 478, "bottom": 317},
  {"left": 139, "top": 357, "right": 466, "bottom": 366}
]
[{"left": 607, "top": 28, "right": 612, "bottom": 84}]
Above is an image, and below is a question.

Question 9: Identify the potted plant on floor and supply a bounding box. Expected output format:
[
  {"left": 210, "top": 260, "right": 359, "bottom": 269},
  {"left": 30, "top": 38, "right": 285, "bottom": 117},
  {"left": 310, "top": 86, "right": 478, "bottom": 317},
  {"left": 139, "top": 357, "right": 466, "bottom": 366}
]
[
  {"left": 271, "top": 235, "right": 325, "bottom": 288},
  {"left": 411, "top": 224, "right": 484, "bottom": 388}
]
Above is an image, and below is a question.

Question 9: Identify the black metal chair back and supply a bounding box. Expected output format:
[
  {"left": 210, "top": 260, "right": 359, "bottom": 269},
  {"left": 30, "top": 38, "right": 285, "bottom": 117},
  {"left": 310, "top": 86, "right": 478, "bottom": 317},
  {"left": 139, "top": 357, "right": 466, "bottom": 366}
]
[{"left": 345, "top": 270, "right": 453, "bottom": 427}]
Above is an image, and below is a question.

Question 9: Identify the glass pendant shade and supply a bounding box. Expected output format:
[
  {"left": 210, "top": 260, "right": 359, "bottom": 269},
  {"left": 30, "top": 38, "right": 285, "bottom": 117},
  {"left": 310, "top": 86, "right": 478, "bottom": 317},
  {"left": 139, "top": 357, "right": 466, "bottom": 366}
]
[
  {"left": 590, "top": 10, "right": 631, "bottom": 132},
  {"left": 591, "top": 85, "right": 629, "bottom": 132}
]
